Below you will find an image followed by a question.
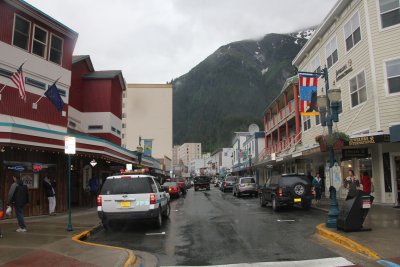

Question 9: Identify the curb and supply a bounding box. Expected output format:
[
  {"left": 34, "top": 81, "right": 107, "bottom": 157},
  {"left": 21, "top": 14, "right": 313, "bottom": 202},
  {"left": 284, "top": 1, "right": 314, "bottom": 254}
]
[
  {"left": 316, "top": 223, "right": 381, "bottom": 260},
  {"left": 72, "top": 224, "right": 137, "bottom": 267}
]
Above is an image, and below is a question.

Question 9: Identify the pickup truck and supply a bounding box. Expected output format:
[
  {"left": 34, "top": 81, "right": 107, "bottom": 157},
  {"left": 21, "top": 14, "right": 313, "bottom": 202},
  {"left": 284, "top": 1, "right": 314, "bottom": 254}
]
[{"left": 194, "top": 176, "right": 210, "bottom": 191}]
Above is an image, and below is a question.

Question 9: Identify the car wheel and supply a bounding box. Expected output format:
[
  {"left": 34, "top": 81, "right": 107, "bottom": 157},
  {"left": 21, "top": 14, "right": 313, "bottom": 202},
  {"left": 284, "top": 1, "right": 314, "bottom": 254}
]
[
  {"left": 155, "top": 208, "right": 163, "bottom": 228},
  {"left": 260, "top": 194, "right": 266, "bottom": 207},
  {"left": 292, "top": 183, "right": 306, "bottom": 197},
  {"left": 163, "top": 202, "right": 170, "bottom": 217},
  {"left": 302, "top": 200, "right": 311, "bottom": 210},
  {"left": 272, "top": 196, "right": 280, "bottom": 211}
]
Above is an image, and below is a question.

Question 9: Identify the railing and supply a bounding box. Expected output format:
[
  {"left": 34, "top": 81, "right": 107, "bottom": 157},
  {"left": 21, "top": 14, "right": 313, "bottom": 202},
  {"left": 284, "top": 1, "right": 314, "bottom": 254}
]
[
  {"left": 257, "top": 133, "right": 301, "bottom": 162},
  {"left": 266, "top": 104, "right": 296, "bottom": 131}
]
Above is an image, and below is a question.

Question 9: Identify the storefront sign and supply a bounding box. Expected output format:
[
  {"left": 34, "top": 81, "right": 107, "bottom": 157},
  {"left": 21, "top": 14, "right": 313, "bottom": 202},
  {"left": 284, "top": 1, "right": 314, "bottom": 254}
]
[
  {"left": 64, "top": 136, "right": 76, "bottom": 154},
  {"left": 348, "top": 134, "right": 390, "bottom": 146},
  {"left": 21, "top": 173, "right": 38, "bottom": 189},
  {"left": 336, "top": 59, "right": 353, "bottom": 82},
  {"left": 342, "top": 148, "right": 369, "bottom": 159},
  {"left": 32, "top": 164, "right": 42, "bottom": 172},
  {"left": 8, "top": 165, "right": 25, "bottom": 172}
]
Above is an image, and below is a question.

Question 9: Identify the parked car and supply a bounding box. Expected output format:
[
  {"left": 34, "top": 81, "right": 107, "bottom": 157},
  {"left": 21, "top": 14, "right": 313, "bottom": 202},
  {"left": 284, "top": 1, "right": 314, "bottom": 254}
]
[
  {"left": 194, "top": 176, "right": 210, "bottom": 191},
  {"left": 97, "top": 174, "right": 170, "bottom": 229},
  {"left": 162, "top": 182, "right": 182, "bottom": 198},
  {"left": 233, "top": 177, "right": 258, "bottom": 197},
  {"left": 174, "top": 178, "right": 188, "bottom": 194},
  {"left": 259, "top": 173, "right": 313, "bottom": 211},
  {"left": 220, "top": 176, "right": 237, "bottom": 192}
]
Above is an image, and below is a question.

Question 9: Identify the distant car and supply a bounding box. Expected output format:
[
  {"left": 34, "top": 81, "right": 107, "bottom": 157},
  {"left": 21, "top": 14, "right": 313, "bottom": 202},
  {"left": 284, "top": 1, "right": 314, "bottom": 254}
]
[
  {"left": 162, "top": 182, "right": 182, "bottom": 198},
  {"left": 259, "top": 174, "right": 313, "bottom": 211},
  {"left": 220, "top": 176, "right": 237, "bottom": 192},
  {"left": 97, "top": 174, "right": 170, "bottom": 229},
  {"left": 233, "top": 177, "right": 258, "bottom": 197},
  {"left": 194, "top": 176, "right": 210, "bottom": 191}
]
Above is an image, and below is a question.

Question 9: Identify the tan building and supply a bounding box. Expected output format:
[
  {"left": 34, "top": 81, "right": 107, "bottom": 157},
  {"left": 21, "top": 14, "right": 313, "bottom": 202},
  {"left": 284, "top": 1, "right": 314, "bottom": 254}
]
[
  {"left": 122, "top": 84, "right": 173, "bottom": 159},
  {"left": 172, "top": 145, "right": 180, "bottom": 167},
  {"left": 177, "top": 143, "right": 202, "bottom": 167}
]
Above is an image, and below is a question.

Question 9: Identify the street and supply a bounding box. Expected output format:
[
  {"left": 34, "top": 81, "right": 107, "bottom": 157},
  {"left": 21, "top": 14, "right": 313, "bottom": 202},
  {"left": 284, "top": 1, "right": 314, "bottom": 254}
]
[{"left": 89, "top": 187, "right": 347, "bottom": 266}]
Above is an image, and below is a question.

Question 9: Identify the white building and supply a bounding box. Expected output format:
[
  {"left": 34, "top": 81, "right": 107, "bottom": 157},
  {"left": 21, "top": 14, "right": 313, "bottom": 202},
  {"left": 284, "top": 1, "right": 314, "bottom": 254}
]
[
  {"left": 190, "top": 158, "right": 206, "bottom": 176},
  {"left": 177, "top": 143, "right": 202, "bottom": 167},
  {"left": 122, "top": 84, "right": 173, "bottom": 159}
]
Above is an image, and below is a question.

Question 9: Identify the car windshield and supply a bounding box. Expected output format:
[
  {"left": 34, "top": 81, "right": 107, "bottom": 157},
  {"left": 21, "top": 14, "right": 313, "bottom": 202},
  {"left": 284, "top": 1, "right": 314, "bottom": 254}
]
[
  {"left": 100, "top": 177, "right": 153, "bottom": 195},
  {"left": 226, "top": 177, "right": 236, "bottom": 181},
  {"left": 241, "top": 178, "right": 255, "bottom": 184},
  {"left": 195, "top": 177, "right": 209, "bottom": 183},
  {"left": 163, "top": 182, "right": 178, "bottom": 187}
]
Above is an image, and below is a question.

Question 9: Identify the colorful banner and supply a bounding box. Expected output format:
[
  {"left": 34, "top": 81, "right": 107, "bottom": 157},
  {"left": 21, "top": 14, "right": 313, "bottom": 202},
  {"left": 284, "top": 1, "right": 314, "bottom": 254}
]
[
  {"left": 299, "top": 74, "right": 320, "bottom": 116},
  {"left": 143, "top": 139, "right": 152, "bottom": 157}
]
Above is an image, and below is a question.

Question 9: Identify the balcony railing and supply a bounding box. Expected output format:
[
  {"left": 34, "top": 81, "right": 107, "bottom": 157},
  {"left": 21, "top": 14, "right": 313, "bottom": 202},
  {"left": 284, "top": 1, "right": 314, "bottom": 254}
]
[{"left": 265, "top": 101, "right": 296, "bottom": 132}]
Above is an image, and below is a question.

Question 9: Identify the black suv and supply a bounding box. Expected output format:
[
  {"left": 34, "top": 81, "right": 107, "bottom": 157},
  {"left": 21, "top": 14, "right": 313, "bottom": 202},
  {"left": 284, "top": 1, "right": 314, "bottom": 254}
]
[{"left": 259, "top": 174, "right": 313, "bottom": 211}]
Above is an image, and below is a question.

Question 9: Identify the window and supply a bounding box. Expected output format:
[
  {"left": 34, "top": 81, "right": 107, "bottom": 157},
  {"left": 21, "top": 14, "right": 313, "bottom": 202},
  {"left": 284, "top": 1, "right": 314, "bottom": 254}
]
[
  {"left": 68, "top": 121, "right": 76, "bottom": 128},
  {"left": 310, "top": 55, "right": 321, "bottom": 73},
  {"left": 386, "top": 58, "right": 400, "bottom": 94},
  {"left": 344, "top": 12, "right": 361, "bottom": 51},
  {"left": 116, "top": 130, "right": 121, "bottom": 135},
  {"left": 315, "top": 115, "right": 320, "bottom": 125},
  {"left": 325, "top": 37, "right": 338, "bottom": 68},
  {"left": 349, "top": 71, "right": 367, "bottom": 107},
  {"left": 303, "top": 116, "right": 311, "bottom": 131},
  {"left": 111, "top": 126, "right": 116, "bottom": 132},
  {"left": 122, "top": 113, "right": 126, "bottom": 118},
  {"left": 13, "top": 15, "right": 30, "bottom": 50},
  {"left": 379, "top": 0, "right": 400, "bottom": 28},
  {"left": 122, "top": 134, "right": 125, "bottom": 139},
  {"left": 50, "top": 34, "right": 63, "bottom": 65},
  {"left": 122, "top": 92, "right": 126, "bottom": 98},
  {"left": 88, "top": 125, "right": 103, "bottom": 130},
  {"left": 122, "top": 123, "right": 126, "bottom": 128},
  {"left": 32, "top": 26, "right": 48, "bottom": 58}
]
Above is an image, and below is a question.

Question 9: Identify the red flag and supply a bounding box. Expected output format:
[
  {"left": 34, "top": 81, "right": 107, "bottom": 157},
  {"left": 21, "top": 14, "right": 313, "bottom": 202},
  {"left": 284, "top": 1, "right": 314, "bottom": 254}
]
[{"left": 11, "top": 64, "right": 26, "bottom": 102}]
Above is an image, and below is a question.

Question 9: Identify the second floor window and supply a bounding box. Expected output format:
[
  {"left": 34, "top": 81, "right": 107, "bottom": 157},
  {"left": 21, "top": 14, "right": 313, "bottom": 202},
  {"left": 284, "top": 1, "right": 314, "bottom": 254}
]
[
  {"left": 379, "top": 0, "right": 400, "bottom": 28},
  {"left": 344, "top": 12, "right": 361, "bottom": 51},
  {"left": 32, "top": 26, "right": 48, "bottom": 58},
  {"left": 350, "top": 71, "right": 367, "bottom": 107},
  {"left": 88, "top": 125, "right": 103, "bottom": 130},
  {"left": 386, "top": 58, "right": 400, "bottom": 94},
  {"left": 326, "top": 37, "right": 338, "bottom": 68},
  {"left": 303, "top": 116, "right": 311, "bottom": 131},
  {"left": 310, "top": 55, "right": 321, "bottom": 73},
  {"left": 50, "top": 34, "right": 63, "bottom": 65},
  {"left": 13, "top": 15, "right": 30, "bottom": 51}
]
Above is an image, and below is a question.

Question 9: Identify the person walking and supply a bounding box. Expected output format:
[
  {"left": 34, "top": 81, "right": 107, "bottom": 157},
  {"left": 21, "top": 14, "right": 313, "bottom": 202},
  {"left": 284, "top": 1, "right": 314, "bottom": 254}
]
[
  {"left": 43, "top": 177, "right": 56, "bottom": 215},
  {"left": 343, "top": 170, "right": 360, "bottom": 200},
  {"left": 88, "top": 176, "right": 99, "bottom": 207},
  {"left": 312, "top": 173, "right": 323, "bottom": 204},
  {"left": 361, "top": 171, "right": 373, "bottom": 195},
  {"left": 7, "top": 176, "right": 29, "bottom": 232}
]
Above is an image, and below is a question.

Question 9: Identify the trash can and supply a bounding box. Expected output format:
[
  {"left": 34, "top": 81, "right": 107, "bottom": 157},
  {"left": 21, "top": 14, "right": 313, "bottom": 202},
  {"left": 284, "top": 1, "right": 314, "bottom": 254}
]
[{"left": 337, "top": 190, "right": 374, "bottom": 232}]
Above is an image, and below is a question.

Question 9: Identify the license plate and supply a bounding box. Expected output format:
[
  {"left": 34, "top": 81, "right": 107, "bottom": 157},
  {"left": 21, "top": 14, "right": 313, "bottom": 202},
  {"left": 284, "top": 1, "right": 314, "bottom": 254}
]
[
  {"left": 120, "top": 201, "right": 131, "bottom": 207},
  {"left": 294, "top": 198, "right": 301, "bottom": 203},
  {"left": 362, "top": 200, "right": 371, "bottom": 209}
]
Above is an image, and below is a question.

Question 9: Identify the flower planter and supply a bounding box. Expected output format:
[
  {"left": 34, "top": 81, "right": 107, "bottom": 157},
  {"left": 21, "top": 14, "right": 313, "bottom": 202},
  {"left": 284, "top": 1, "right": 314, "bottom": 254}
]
[
  {"left": 318, "top": 141, "right": 327, "bottom": 152},
  {"left": 333, "top": 139, "right": 344, "bottom": 150}
]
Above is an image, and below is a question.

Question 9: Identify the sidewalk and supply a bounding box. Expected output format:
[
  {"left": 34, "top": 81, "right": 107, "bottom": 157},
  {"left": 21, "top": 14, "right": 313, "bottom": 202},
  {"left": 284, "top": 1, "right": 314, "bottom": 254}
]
[
  {"left": 314, "top": 196, "right": 400, "bottom": 262},
  {"left": 0, "top": 208, "right": 135, "bottom": 267}
]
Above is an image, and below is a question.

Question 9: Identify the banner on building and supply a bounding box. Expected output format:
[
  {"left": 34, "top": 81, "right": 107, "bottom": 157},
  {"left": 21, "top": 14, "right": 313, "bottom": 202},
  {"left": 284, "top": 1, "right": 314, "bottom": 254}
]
[
  {"left": 299, "top": 74, "right": 320, "bottom": 116},
  {"left": 143, "top": 139, "right": 152, "bottom": 157}
]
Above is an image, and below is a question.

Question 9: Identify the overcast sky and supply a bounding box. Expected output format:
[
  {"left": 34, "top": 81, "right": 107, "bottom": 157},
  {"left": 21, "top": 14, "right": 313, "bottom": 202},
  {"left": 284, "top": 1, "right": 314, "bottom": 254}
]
[{"left": 28, "top": 0, "right": 337, "bottom": 83}]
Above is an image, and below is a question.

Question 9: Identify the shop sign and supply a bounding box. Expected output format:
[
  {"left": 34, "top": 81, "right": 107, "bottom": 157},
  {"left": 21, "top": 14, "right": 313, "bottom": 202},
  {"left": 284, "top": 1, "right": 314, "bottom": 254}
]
[
  {"left": 348, "top": 134, "right": 390, "bottom": 146},
  {"left": 32, "top": 164, "right": 42, "bottom": 172},
  {"left": 336, "top": 59, "right": 353, "bottom": 82},
  {"left": 64, "top": 136, "right": 76, "bottom": 154},
  {"left": 342, "top": 148, "right": 369, "bottom": 159},
  {"left": 21, "top": 173, "right": 38, "bottom": 189},
  {"left": 8, "top": 165, "right": 25, "bottom": 172}
]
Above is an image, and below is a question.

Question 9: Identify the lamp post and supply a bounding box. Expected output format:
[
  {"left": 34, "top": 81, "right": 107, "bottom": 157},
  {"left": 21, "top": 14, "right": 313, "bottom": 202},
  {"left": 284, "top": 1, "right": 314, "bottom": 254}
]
[{"left": 317, "top": 67, "right": 342, "bottom": 228}]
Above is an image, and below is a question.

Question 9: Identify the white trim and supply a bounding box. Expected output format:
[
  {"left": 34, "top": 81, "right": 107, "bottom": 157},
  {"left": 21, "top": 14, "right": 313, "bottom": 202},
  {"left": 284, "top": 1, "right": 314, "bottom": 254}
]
[
  {"left": 376, "top": 0, "right": 400, "bottom": 32},
  {"left": 343, "top": 9, "right": 363, "bottom": 55},
  {"left": 12, "top": 13, "right": 31, "bottom": 52},
  {"left": 383, "top": 57, "right": 400, "bottom": 97},
  {"left": 49, "top": 33, "right": 63, "bottom": 66},
  {"left": 351, "top": 128, "right": 370, "bottom": 135},
  {"left": 31, "top": 24, "right": 48, "bottom": 59},
  {"left": 348, "top": 69, "right": 368, "bottom": 109}
]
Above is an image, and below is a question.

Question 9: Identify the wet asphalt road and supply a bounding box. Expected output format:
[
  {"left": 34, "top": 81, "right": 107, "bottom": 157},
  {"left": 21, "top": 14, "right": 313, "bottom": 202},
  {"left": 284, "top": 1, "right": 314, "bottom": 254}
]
[{"left": 89, "top": 187, "right": 338, "bottom": 266}]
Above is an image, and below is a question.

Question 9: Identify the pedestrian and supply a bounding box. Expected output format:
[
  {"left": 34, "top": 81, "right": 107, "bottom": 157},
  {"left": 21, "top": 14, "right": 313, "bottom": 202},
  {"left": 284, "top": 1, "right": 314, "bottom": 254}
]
[
  {"left": 343, "top": 170, "right": 361, "bottom": 200},
  {"left": 7, "top": 176, "right": 29, "bottom": 232},
  {"left": 88, "top": 176, "right": 99, "bottom": 207},
  {"left": 312, "top": 173, "right": 323, "bottom": 203},
  {"left": 361, "top": 171, "right": 373, "bottom": 195},
  {"left": 307, "top": 172, "right": 314, "bottom": 184},
  {"left": 43, "top": 177, "right": 56, "bottom": 215}
]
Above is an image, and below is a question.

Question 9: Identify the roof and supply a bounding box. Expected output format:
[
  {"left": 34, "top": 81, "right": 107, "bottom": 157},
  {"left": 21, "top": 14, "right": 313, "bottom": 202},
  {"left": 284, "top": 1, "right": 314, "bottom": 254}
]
[
  {"left": 72, "top": 55, "right": 94, "bottom": 72},
  {"left": 82, "top": 71, "right": 126, "bottom": 90},
  {"left": 127, "top": 84, "right": 172, "bottom": 89},
  {"left": 263, "top": 75, "right": 298, "bottom": 114},
  {"left": 292, "top": 0, "right": 351, "bottom": 66}
]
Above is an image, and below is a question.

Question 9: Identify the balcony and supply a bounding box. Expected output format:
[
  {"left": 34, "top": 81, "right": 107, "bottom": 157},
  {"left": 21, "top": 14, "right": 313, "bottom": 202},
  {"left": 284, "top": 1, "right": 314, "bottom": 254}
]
[{"left": 265, "top": 100, "right": 295, "bottom": 132}]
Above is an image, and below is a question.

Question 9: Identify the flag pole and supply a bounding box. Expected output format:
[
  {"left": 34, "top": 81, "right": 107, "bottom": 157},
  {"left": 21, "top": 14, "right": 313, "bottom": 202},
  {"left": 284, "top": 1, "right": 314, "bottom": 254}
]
[{"left": 0, "top": 84, "right": 6, "bottom": 94}]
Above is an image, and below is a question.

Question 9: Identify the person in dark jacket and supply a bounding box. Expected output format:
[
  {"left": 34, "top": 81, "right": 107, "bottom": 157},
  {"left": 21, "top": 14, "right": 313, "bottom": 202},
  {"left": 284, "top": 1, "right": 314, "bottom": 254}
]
[
  {"left": 88, "top": 177, "right": 99, "bottom": 207},
  {"left": 43, "top": 177, "right": 56, "bottom": 215},
  {"left": 7, "top": 176, "right": 29, "bottom": 232},
  {"left": 312, "top": 173, "right": 323, "bottom": 203}
]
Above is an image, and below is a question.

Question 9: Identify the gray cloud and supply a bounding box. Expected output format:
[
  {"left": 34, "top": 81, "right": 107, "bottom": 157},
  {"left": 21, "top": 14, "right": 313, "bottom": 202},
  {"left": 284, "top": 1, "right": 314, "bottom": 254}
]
[{"left": 27, "top": 0, "right": 337, "bottom": 83}]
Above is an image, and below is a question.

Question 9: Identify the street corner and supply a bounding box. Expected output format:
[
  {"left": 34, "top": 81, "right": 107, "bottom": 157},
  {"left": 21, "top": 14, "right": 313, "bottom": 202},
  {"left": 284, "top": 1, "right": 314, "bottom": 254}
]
[{"left": 315, "top": 223, "right": 381, "bottom": 260}]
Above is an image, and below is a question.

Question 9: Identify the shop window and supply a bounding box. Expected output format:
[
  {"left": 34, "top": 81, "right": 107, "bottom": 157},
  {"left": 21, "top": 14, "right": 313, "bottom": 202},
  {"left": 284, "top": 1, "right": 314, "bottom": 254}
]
[
  {"left": 386, "top": 58, "right": 400, "bottom": 94},
  {"left": 88, "top": 125, "right": 103, "bottom": 130},
  {"left": 326, "top": 37, "right": 338, "bottom": 68},
  {"left": 50, "top": 34, "right": 63, "bottom": 65},
  {"left": 379, "top": 0, "right": 400, "bottom": 28},
  {"left": 303, "top": 116, "right": 311, "bottom": 131},
  {"left": 13, "top": 15, "right": 30, "bottom": 50},
  {"left": 349, "top": 71, "right": 367, "bottom": 107},
  {"left": 344, "top": 12, "right": 361, "bottom": 51},
  {"left": 32, "top": 25, "right": 48, "bottom": 58}
]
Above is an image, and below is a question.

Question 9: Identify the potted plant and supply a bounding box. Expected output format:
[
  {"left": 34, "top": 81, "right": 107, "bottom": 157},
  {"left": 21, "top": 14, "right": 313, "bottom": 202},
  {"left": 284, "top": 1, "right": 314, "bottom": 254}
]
[
  {"left": 315, "top": 134, "right": 327, "bottom": 152},
  {"left": 326, "top": 131, "right": 350, "bottom": 150}
]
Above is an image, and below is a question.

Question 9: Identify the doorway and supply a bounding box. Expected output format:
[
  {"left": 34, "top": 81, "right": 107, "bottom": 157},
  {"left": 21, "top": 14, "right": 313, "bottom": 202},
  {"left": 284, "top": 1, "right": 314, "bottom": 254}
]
[{"left": 393, "top": 155, "right": 400, "bottom": 206}]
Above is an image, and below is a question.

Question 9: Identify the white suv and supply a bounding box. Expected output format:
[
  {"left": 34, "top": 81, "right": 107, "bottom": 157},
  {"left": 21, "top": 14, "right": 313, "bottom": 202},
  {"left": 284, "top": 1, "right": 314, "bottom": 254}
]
[{"left": 97, "top": 174, "right": 170, "bottom": 229}]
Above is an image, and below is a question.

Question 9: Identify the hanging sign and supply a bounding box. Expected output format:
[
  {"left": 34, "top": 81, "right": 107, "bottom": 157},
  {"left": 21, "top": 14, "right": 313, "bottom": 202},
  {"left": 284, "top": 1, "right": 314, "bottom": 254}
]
[
  {"left": 342, "top": 148, "right": 369, "bottom": 159},
  {"left": 32, "top": 164, "right": 42, "bottom": 172},
  {"left": 90, "top": 159, "right": 97, "bottom": 167},
  {"left": 65, "top": 136, "right": 76, "bottom": 154}
]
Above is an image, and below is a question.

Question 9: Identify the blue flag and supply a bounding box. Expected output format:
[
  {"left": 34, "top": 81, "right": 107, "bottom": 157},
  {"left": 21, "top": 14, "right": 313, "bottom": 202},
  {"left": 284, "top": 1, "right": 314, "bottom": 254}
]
[{"left": 45, "top": 83, "right": 64, "bottom": 111}]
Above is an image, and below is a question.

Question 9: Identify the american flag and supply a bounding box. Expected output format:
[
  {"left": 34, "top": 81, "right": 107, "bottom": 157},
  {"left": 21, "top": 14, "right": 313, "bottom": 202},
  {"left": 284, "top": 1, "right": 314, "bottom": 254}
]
[
  {"left": 299, "top": 74, "right": 318, "bottom": 114},
  {"left": 11, "top": 64, "right": 26, "bottom": 102}
]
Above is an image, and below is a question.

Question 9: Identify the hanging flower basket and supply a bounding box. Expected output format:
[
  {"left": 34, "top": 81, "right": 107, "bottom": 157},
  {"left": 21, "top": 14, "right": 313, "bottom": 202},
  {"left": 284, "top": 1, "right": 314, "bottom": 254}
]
[
  {"left": 333, "top": 139, "right": 344, "bottom": 150},
  {"left": 315, "top": 135, "right": 327, "bottom": 152}
]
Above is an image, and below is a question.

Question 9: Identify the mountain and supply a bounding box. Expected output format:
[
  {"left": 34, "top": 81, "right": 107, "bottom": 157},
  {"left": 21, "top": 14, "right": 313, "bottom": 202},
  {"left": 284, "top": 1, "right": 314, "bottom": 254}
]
[{"left": 173, "top": 29, "right": 315, "bottom": 152}]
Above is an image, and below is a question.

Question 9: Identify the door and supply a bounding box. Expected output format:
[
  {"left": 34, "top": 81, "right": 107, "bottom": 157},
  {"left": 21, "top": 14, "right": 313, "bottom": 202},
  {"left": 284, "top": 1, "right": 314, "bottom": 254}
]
[{"left": 394, "top": 156, "right": 400, "bottom": 206}]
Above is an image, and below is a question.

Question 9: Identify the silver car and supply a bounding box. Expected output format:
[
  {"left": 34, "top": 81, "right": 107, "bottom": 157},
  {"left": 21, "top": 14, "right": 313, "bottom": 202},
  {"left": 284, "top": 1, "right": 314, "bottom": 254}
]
[
  {"left": 97, "top": 174, "right": 170, "bottom": 229},
  {"left": 233, "top": 177, "right": 258, "bottom": 197}
]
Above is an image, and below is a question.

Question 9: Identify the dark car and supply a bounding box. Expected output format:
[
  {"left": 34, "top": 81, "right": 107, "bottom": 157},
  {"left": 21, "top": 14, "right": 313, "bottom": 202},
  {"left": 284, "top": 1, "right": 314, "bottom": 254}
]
[
  {"left": 194, "top": 176, "right": 210, "bottom": 191},
  {"left": 259, "top": 174, "right": 313, "bottom": 211},
  {"left": 220, "top": 176, "right": 237, "bottom": 192}
]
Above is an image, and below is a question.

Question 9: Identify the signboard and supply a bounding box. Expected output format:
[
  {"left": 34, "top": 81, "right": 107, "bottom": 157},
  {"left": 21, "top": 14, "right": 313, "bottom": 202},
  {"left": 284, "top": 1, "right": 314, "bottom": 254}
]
[
  {"left": 90, "top": 159, "right": 97, "bottom": 167},
  {"left": 348, "top": 134, "right": 390, "bottom": 146},
  {"left": 126, "top": 163, "right": 133, "bottom": 171},
  {"left": 21, "top": 173, "right": 38, "bottom": 189},
  {"left": 64, "top": 136, "right": 76, "bottom": 154},
  {"left": 143, "top": 139, "right": 152, "bottom": 157},
  {"left": 336, "top": 59, "right": 353, "bottom": 82},
  {"left": 342, "top": 148, "right": 369, "bottom": 159},
  {"left": 8, "top": 165, "right": 25, "bottom": 172}
]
